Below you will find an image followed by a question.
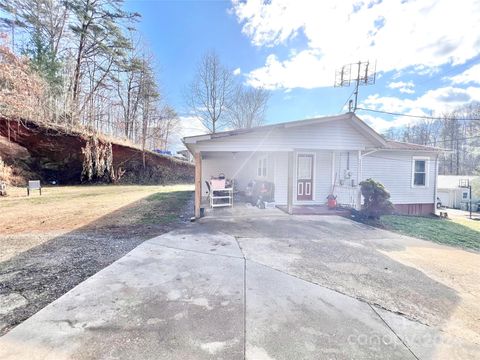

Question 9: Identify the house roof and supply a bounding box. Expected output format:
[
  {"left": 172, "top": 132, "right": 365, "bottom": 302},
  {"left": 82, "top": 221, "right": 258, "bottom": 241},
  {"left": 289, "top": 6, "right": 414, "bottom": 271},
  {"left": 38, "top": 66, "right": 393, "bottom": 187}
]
[
  {"left": 184, "top": 113, "right": 385, "bottom": 146},
  {"left": 182, "top": 112, "right": 445, "bottom": 153},
  {"left": 438, "top": 175, "right": 478, "bottom": 189},
  {"left": 383, "top": 140, "right": 445, "bottom": 151}
]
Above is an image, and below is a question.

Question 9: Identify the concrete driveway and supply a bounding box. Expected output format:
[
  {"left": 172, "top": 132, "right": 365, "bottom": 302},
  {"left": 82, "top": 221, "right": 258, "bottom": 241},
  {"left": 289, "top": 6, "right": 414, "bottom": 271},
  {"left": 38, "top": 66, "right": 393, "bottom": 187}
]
[{"left": 0, "top": 214, "right": 479, "bottom": 359}]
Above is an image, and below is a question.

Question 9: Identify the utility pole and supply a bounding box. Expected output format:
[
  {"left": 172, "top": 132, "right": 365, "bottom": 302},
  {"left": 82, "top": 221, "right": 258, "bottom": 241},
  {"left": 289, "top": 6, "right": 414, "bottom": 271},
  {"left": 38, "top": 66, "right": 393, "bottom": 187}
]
[{"left": 335, "top": 60, "right": 376, "bottom": 112}]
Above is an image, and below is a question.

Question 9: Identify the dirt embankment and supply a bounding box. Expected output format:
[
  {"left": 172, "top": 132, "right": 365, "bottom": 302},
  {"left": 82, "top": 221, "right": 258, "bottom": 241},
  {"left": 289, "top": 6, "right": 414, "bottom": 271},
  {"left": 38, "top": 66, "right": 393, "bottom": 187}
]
[{"left": 0, "top": 118, "right": 194, "bottom": 185}]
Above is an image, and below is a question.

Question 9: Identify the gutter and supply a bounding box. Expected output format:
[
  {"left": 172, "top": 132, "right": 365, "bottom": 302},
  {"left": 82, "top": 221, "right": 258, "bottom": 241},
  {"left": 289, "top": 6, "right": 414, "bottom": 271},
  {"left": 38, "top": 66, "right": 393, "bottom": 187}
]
[
  {"left": 433, "top": 154, "right": 439, "bottom": 213},
  {"left": 361, "top": 149, "right": 381, "bottom": 157}
]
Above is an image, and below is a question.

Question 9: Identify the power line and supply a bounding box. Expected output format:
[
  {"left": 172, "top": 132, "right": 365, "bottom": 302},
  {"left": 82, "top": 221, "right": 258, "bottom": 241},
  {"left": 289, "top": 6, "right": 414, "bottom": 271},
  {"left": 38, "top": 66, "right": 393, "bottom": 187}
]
[
  {"left": 390, "top": 135, "right": 480, "bottom": 146},
  {"left": 424, "top": 135, "right": 480, "bottom": 145},
  {"left": 357, "top": 107, "right": 480, "bottom": 121}
]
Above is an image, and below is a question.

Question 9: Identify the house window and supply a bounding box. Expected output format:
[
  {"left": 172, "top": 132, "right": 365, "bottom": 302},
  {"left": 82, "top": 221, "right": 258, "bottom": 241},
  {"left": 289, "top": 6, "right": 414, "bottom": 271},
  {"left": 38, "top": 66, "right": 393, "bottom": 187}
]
[
  {"left": 463, "top": 192, "right": 469, "bottom": 200},
  {"left": 412, "top": 157, "right": 428, "bottom": 187},
  {"left": 257, "top": 157, "right": 267, "bottom": 178}
]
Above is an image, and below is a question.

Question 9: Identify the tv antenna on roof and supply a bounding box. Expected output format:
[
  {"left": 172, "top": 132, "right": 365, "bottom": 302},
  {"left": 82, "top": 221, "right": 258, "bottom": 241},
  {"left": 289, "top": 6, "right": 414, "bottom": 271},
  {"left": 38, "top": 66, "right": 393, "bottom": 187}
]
[{"left": 334, "top": 60, "right": 377, "bottom": 112}]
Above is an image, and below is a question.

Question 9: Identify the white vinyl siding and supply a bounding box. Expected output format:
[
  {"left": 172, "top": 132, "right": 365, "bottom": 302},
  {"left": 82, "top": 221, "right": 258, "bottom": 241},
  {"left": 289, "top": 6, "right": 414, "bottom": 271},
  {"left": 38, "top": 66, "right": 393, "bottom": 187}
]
[
  {"left": 289, "top": 151, "right": 334, "bottom": 205},
  {"left": 362, "top": 151, "right": 437, "bottom": 204},
  {"left": 311, "top": 152, "right": 332, "bottom": 205},
  {"left": 201, "top": 152, "right": 274, "bottom": 198},
  {"left": 201, "top": 150, "right": 438, "bottom": 206},
  {"left": 274, "top": 150, "right": 358, "bottom": 206},
  {"left": 193, "top": 119, "right": 375, "bottom": 152},
  {"left": 273, "top": 152, "right": 289, "bottom": 205},
  {"left": 201, "top": 152, "right": 253, "bottom": 197},
  {"left": 334, "top": 151, "right": 359, "bottom": 187}
]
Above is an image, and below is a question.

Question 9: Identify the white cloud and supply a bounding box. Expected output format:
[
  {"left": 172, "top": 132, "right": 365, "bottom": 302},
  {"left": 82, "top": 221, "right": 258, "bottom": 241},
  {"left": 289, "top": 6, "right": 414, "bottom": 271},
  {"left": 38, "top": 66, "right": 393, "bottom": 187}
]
[
  {"left": 388, "top": 81, "right": 415, "bottom": 94},
  {"left": 361, "top": 114, "right": 418, "bottom": 132},
  {"left": 233, "top": 67, "right": 241, "bottom": 76},
  {"left": 363, "top": 86, "right": 480, "bottom": 114},
  {"left": 169, "top": 116, "right": 208, "bottom": 152},
  {"left": 246, "top": 50, "right": 329, "bottom": 89},
  {"left": 357, "top": 85, "right": 480, "bottom": 131},
  {"left": 450, "top": 64, "right": 480, "bottom": 85},
  {"left": 231, "top": 0, "right": 480, "bottom": 90}
]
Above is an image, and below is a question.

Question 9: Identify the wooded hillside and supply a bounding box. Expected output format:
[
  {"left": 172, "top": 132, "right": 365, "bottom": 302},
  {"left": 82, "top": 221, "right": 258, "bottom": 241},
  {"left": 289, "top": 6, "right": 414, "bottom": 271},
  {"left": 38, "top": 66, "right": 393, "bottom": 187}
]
[
  {"left": 0, "top": 0, "right": 195, "bottom": 186},
  {"left": 0, "top": 117, "right": 193, "bottom": 185},
  {"left": 383, "top": 102, "right": 480, "bottom": 175},
  {"left": 0, "top": 0, "right": 179, "bottom": 150}
]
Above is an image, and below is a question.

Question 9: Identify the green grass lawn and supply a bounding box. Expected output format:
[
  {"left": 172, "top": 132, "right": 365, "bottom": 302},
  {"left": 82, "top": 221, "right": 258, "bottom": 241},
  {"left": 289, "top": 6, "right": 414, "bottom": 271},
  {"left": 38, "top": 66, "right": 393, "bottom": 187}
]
[
  {"left": 0, "top": 184, "right": 194, "bottom": 236},
  {"left": 379, "top": 215, "right": 480, "bottom": 251},
  {"left": 451, "top": 216, "right": 480, "bottom": 232}
]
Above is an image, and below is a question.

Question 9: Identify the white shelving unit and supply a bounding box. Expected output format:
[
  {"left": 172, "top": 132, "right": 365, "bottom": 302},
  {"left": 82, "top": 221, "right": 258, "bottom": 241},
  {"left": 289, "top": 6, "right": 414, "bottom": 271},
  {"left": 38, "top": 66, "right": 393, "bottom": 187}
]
[{"left": 210, "top": 188, "right": 233, "bottom": 208}]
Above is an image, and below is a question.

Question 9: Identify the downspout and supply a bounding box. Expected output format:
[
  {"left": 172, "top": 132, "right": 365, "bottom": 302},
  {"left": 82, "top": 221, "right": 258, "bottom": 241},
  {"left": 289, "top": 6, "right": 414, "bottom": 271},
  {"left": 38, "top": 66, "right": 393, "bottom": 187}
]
[
  {"left": 433, "top": 154, "right": 439, "bottom": 214},
  {"left": 356, "top": 148, "right": 380, "bottom": 210},
  {"left": 356, "top": 150, "right": 362, "bottom": 210}
]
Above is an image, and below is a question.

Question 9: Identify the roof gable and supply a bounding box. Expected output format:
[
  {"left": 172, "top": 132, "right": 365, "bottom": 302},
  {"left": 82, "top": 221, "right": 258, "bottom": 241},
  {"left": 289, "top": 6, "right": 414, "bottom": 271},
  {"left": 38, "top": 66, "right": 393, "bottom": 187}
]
[
  {"left": 184, "top": 113, "right": 387, "bottom": 152},
  {"left": 183, "top": 113, "right": 444, "bottom": 153}
]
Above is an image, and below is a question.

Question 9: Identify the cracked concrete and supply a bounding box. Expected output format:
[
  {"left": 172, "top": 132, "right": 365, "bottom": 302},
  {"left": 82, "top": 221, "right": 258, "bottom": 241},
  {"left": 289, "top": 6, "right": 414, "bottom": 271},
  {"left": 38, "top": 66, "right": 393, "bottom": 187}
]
[{"left": 0, "top": 214, "right": 478, "bottom": 359}]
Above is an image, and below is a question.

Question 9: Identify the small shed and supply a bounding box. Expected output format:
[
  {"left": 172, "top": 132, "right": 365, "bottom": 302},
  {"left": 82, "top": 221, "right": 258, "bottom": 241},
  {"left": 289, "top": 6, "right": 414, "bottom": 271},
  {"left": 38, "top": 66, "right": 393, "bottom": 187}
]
[{"left": 437, "top": 175, "right": 479, "bottom": 209}]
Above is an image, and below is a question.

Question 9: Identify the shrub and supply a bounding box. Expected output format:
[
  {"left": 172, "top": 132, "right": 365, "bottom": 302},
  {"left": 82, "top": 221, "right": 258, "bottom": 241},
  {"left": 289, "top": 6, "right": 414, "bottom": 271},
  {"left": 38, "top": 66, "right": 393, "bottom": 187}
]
[{"left": 359, "top": 178, "right": 394, "bottom": 219}]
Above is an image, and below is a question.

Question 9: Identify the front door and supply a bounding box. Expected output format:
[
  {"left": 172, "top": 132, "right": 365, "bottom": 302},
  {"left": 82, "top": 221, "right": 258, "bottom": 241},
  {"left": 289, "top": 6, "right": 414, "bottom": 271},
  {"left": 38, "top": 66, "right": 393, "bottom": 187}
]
[{"left": 297, "top": 154, "right": 314, "bottom": 201}]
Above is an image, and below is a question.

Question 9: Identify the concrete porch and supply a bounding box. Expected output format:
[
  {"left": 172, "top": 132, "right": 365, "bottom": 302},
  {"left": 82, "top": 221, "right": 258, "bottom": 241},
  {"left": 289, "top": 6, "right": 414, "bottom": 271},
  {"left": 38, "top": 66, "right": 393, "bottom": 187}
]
[
  {"left": 277, "top": 204, "right": 352, "bottom": 216},
  {"left": 193, "top": 150, "right": 363, "bottom": 218},
  {"left": 202, "top": 202, "right": 286, "bottom": 218},
  {"left": 202, "top": 200, "right": 352, "bottom": 218}
]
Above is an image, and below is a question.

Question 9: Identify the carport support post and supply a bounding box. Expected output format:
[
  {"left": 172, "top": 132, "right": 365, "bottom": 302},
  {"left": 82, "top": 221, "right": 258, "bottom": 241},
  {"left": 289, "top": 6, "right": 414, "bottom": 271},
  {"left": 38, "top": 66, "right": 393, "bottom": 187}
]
[
  {"left": 287, "top": 151, "right": 294, "bottom": 214},
  {"left": 356, "top": 150, "right": 362, "bottom": 210},
  {"left": 330, "top": 151, "right": 335, "bottom": 192},
  {"left": 194, "top": 152, "right": 202, "bottom": 218}
]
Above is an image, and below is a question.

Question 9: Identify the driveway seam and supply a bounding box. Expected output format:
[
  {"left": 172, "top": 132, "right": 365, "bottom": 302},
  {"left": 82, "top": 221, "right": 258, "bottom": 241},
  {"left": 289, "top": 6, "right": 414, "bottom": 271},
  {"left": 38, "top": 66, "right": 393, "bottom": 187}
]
[
  {"left": 368, "top": 304, "right": 420, "bottom": 360},
  {"left": 234, "top": 237, "right": 247, "bottom": 360},
  {"left": 247, "top": 259, "right": 423, "bottom": 358},
  {"left": 246, "top": 258, "right": 430, "bottom": 327},
  {"left": 146, "top": 242, "right": 244, "bottom": 259}
]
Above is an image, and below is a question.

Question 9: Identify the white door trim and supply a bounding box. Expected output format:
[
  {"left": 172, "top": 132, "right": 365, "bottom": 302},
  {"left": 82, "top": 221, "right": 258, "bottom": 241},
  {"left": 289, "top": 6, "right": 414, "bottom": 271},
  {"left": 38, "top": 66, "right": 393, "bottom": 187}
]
[{"left": 294, "top": 151, "right": 316, "bottom": 202}]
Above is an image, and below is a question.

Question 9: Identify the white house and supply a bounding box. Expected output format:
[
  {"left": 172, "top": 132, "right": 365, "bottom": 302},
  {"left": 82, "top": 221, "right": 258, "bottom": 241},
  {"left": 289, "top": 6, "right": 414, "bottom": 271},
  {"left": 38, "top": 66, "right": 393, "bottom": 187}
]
[
  {"left": 437, "top": 175, "right": 479, "bottom": 209},
  {"left": 183, "top": 113, "right": 444, "bottom": 218}
]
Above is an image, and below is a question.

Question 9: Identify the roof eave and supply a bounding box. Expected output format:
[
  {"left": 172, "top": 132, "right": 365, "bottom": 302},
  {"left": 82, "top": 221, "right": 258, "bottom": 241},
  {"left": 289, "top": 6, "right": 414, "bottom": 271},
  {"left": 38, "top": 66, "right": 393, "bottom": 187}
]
[{"left": 349, "top": 113, "right": 387, "bottom": 147}]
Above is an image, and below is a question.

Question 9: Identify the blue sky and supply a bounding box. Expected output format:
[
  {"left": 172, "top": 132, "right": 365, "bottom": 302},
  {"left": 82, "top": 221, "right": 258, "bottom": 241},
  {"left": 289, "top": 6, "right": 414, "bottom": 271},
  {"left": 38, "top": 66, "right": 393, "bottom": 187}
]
[{"left": 125, "top": 0, "right": 480, "bottom": 150}]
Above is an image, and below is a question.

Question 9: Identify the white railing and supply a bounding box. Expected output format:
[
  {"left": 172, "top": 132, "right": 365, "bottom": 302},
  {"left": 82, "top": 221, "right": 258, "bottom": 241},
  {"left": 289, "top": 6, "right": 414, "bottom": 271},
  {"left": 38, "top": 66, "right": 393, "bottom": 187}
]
[{"left": 334, "top": 186, "right": 359, "bottom": 209}]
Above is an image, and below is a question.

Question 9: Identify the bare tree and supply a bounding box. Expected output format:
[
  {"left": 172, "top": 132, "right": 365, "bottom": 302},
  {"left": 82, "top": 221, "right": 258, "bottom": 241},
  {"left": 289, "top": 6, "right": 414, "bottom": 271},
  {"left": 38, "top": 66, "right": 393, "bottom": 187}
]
[
  {"left": 158, "top": 106, "right": 180, "bottom": 150},
  {"left": 186, "top": 51, "right": 234, "bottom": 133},
  {"left": 227, "top": 85, "right": 270, "bottom": 129},
  {"left": 0, "top": 0, "right": 183, "bottom": 156},
  {"left": 383, "top": 102, "right": 480, "bottom": 176},
  {"left": 138, "top": 58, "right": 159, "bottom": 168},
  {"left": 66, "top": 0, "right": 138, "bottom": 123},
  {"left": 0, "top": 0, "right": 68, "bottom": 58},
  {"left": 145, "top": 105, "right": 179, "bottom": 151},
  {"left": 114, "top": 35, "right": 143, "bottom": 139},
  {"left": 0, "top": 37, "right": 47, "bottom": 122}
]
